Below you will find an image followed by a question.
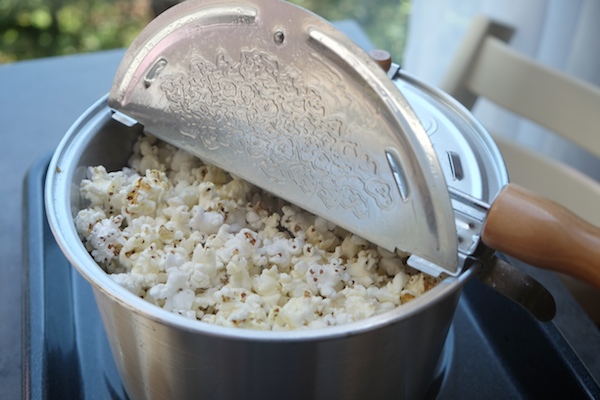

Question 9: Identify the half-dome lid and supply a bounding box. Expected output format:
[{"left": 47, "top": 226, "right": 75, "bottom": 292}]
[{"left": 108, "top": 0, "right": 459, "bottom": 275}]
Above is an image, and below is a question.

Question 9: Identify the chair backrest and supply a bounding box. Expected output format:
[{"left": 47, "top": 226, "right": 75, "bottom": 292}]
[
  {"left": 440, "top": 15, "right": 600, "bottom": 227},
  {"left": 440, "top": 15, "right": 600, "bottom": 324}
]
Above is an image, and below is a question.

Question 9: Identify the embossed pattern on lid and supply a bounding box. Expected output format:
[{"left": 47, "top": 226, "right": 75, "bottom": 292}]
[{"left": 108, "top": 0, "right": 459, "bottom": 275}]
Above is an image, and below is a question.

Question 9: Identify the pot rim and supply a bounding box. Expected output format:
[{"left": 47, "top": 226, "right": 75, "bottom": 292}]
[{"left": 45, "top": 94, "right": 479, "bottom": 343}]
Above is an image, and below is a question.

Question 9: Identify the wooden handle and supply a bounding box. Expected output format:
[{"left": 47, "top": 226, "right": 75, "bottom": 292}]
[{"left": 482, "top": 183, "right": 600, "bottom": 289}]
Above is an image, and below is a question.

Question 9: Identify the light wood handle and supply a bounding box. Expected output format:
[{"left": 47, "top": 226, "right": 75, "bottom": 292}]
[{"left": 482, "top": 183, "right": 600, "bottom": 289}]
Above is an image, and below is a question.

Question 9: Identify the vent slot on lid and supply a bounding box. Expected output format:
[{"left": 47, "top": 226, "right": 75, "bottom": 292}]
[{"left": 447, "top": 151, "right": 464, "bottom": 181}]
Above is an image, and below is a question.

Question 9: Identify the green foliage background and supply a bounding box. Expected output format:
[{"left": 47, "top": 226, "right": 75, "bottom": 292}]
[{"left": 0, "top": 0, "right": 410, "bottom": 64}]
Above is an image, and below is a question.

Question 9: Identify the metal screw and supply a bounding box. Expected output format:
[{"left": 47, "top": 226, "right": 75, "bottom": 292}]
[{"left": 274, "top": 30, "right": 285, "bottom": 45}]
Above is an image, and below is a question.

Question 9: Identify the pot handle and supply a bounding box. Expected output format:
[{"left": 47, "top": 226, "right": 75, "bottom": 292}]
[{"left": 481, "top": 184, "right": 600, "bottom": 289}]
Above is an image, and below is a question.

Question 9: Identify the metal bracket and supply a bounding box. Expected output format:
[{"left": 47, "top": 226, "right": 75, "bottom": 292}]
[{"left": 478, "top": 256, "right": 556, "bottom": 322}]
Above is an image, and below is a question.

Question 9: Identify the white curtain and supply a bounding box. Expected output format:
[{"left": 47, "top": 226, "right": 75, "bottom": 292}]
[{"left": 402, "top": 0, "right": 600, "bottom": 181}]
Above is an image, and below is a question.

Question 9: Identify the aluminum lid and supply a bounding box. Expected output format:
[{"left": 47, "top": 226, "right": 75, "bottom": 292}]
[
  {"left": 394, "top": 69, "right": 509, "bottom": 271},
  {"left": 395, "top": 70, "right": 508, "bottom": 204},
  {"left": 108, "top": 0, "right": 459, "bottom": 274}
]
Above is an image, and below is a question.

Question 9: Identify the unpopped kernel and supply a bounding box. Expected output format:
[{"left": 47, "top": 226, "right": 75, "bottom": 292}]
[{"left": 75, "top": 134, "right": 439, "bottom": 330}]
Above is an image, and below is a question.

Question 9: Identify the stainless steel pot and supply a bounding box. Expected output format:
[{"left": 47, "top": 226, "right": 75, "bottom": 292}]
[
  {"left": 45, "top": 74, "right": 501, "bottom": 400},
  {"left": 43, "top": 1, "right": 561, "bottom": 399}
]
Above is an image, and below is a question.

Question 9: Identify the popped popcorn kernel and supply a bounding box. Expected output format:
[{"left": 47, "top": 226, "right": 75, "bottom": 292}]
[{"left": 75, "top": 134, "right": 440, "bottom": 330}]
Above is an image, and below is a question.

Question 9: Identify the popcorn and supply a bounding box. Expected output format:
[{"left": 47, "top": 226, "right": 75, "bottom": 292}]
[{"left": 75, "top": 134, "right": 440, "bottom": 330}]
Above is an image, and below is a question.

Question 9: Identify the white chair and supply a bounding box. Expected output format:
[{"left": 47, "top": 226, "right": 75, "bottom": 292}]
[{"left": 440, "top": 15, "right": 600, "bottom": 324}]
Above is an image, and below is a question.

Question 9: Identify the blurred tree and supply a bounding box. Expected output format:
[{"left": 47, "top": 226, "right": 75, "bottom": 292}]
[
  {"left": 0, "top": 0, "right": 151, "bottom": 62},
  {"left": 0, "top": 0, "right": 410, "bottom": 64}
]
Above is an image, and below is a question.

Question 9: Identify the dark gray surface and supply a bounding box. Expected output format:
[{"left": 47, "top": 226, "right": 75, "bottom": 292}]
[
  {"left": 21, "top": 157, "right": 600, "bottom": 399},
  {"left": 1, "top": 48, "right": 125, "bottom": 400}
]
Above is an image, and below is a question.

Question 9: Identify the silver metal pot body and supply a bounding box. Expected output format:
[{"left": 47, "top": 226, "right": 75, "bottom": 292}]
[
  {"left": 94, "top": 263, "right": 472, "bottom": 400},
  {"left": 46, "top": 68, "right": 505, "bottom": 399}
]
